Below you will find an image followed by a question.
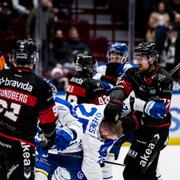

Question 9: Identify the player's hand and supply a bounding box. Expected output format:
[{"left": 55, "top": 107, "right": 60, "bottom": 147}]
[
  {"left": 35, "top": 139, "right": 48, "bottom": 158},
  {"left": 55, "top": 127, "right": 74, "bottom": 151},
  {"left": 144, "top": 100, "right": 167, "bottom": 119},
  {"left": 104, "top": 100, "right": 123, "bottom": 122}
]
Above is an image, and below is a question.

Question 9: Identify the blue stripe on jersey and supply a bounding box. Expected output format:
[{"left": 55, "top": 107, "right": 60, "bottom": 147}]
[
  {"left": 77, "top": 104, "right": 97, "bottom": 117},
  {"left": 55, "top": 97, "right": 72, "bottom": 109},
  {"left": 77, "top": 118, "right": 88, "bottom": 133}
]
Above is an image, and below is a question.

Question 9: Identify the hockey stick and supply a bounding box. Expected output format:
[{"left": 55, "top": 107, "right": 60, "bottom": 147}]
[
  {"left": 56, "top": 153, "right": 125, "bottom": 166},
  {"left": 169, "top": 62, "right": 180, "bottom": 76}
]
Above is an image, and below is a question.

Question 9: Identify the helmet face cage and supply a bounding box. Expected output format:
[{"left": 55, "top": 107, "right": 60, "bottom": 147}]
[
  {"left": 134, "top": 42, "right": 159, "bottom": 63},
  {"left": 108, "top": 42, "right": 128, "bottom": 64},
  {"left": 74, "top": 53, "right": 97, "bottom": 76},
  {"left": 13, "top": 40, "right": 39, "bottom": 65}
]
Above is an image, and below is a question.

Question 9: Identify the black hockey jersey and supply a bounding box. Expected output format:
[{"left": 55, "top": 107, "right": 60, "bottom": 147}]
[
  {"left": 113, "top": 67, "right": 173, "bottom": 127},
  {"left": 66, "top": 76, "right": 108, "bottom": 105},
  {"left": 0, "top": 68, "right": 57, "bottom": 144}
]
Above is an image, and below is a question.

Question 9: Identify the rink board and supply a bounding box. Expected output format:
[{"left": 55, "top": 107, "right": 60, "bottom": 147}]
[{"left": 169, "top": 90, "right": 180, "bottom": 144}]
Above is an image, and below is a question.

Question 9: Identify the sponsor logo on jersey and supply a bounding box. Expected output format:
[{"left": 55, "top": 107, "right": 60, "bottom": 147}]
[
  {"left": 77, "top": 171, "right": 84, "bottom": 179},
  {"left": 128, "top": 149, "right": 138, "bottom": 158},
  {"left": 139, "top": 134, "right": 160, "bottom": 167},
  {"left": 0, "top": 77, "right": 33, "bottom": 92},
  {"left": 0, "top": 120, "right": 16, "bottom": 131},
  {"left": 70, "top": 77, "right": 83, "bottom": 85},
  {"left": 0, "top": 140, "right": 12, "bottom": 149},
  {"left": 7, "top": 164, "right": 19, "bottom": 179},
  {"left": 157, "top": 74, "right": 166, "bottom": 81},
  {"left": 21, "top": 142, "right": 32, "bottom": 179}
]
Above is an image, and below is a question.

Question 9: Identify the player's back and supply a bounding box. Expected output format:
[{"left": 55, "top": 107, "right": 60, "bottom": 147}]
[
  {"left": 73, "top": 103, "right": 106, "bottom": 138},
  {"left": 0, "top": 68, "right": 52, "bottom": 142},
  {"left": 66, "top": 76, "right": 107, "bottom": 105}
]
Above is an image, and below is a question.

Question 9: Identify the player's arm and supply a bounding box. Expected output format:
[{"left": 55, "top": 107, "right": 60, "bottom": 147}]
[
  {"left": 54, "top": 98, "right": 83, "bottom": 150},
  {"left": 143, "top": 76, "right": 173, "bottom": 120},
  {"left": 104, "top": 69, "right": 133, "bottom": 122},
  {"left": 38, "top": 82, "right": 58, "bottom": 149}
]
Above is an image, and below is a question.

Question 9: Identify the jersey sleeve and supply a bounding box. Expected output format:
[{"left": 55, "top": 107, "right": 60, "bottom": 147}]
[
  {"left": 37, "top": 81, "right": 57, "bottom": 125},
  {"left": 116, "top": 68, "right": 134, "bottom": 97}
]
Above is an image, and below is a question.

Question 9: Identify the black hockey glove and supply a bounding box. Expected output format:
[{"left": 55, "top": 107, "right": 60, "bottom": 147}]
[
  {"left": 106, "top": 62, "right": 122, "bottom": 78},
  {"left": 104, "top": 99, "right": 123, "bottom": 123},
  {"left": 39, "top": 123, "right": 56, "bottom": 150}
]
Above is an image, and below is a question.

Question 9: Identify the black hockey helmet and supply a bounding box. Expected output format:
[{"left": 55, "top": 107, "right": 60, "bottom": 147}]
[
  {"left": 74, "top": 53, "right": 97, "bottom": 76},
  {"left": 12, "top": 39, "right": 39, "bottom": 65},
  {"left": 134, "top": 42, "right": 159, "bottom": 63}
]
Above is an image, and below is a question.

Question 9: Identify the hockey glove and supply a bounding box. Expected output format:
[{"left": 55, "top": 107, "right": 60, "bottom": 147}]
[
  {"left": 104, "top": 100, "right": 123, "bottom": 122},
  {"left": 144, "top": 100, "right": 167, "bottom": 119},
  {"left": 35, "top": 139, "right": 48, "bottom": 160},
  {"left": 55, "top": 127, "right": 75, "bottom": 151},
  {"left": 106, "top": 62, "right": 124, "bottom": 78}
]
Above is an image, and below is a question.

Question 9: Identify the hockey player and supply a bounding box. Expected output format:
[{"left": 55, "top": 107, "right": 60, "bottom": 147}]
[
  {"left": 65, "top": 53, "right": 108, "bottom": 105},
  {"left": 104, "top": 42, "right": 173, "bottom": 180},
  {"left": 0, "top": 39, "right": 57, "bottom": 180},
  {"left": 35, "top": 97, "right": 130, "bottom": 180},
  {"left": 93, "top": 42, "right": 133, "bottom": 89}
]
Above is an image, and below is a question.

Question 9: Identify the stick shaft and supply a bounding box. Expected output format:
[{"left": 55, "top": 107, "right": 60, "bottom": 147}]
[
  {"left": 169, "top": 62, "right": 180, "bottom": 76},
  {"left": 56, "top": 153, "right": 125, "bottom": 166}
]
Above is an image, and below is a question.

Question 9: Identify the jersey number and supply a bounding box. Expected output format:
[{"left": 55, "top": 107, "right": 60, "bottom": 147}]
[{"left": 0, "top": 99, "right": 21, "bottom": 122}]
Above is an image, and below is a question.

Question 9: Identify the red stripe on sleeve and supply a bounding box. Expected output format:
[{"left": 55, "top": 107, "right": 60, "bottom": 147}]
[
  {"left": 66, "top": 84, "right": 86, "bottom": 97},
  {"left": 121, "top": 80, "right": 133, "bottom": 96},
  {"left": 38, "top": 104, "right": 58, "bottom": 124}
]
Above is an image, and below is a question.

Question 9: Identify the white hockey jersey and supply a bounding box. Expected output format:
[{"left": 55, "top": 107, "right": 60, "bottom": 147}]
[{"left": 51, "top": 97, "right": 132, "bottom": 179}]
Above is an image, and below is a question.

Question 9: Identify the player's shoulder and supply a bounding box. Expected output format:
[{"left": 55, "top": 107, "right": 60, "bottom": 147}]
[
  {"left": 124, "top": 66, "right": 137, "bottom": 77},
  {"left": 158, "top": 67, "right": 173, "bottom": 80},
  {"left": 155, "top": 67, "right": 173, "bottom": 88},
  {"left": 75, "top": 103, "right": 105, "bottom": 117},
  {"left": 85, "top": 78, "right": 104, "bottom": 86}
]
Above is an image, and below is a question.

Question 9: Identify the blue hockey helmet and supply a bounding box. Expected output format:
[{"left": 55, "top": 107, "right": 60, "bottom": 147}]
[{"left": 108, "top": 42, "right": 128, "bottom": 64}]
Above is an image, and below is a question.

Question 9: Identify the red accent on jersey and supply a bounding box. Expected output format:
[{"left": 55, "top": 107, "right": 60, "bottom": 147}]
[
  {"left": 121, "top": 80, "right": 133, "bottom": 96},
  {"left": 0, "top": 88, "right": 37, "bottom": 107},
  {"left": 66, "top": 84, "right": 86, "bottom": 97},
  {"left": 133, "top": 112, "right": 140, "bottom": 129},
  {"left": 144, "top": 67, "right": 158, "bottom": 86},
  {"left": 101, "top": 75, "right": 117, "bottom": 85},
  {"left": 38, "top": 104, "right": 57, "bottom": 124},
  {"left": 16, "top": 67, "right": 32, "bottom": 72},
  {"left": 148, "top": 122, "right": 171, "bottom": 128},
  {"left": 0, "top": 133, "right": 35, "bottom": 147},
  {"left": 163, "top": 98, "right": 171, "bottom": 112}
]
